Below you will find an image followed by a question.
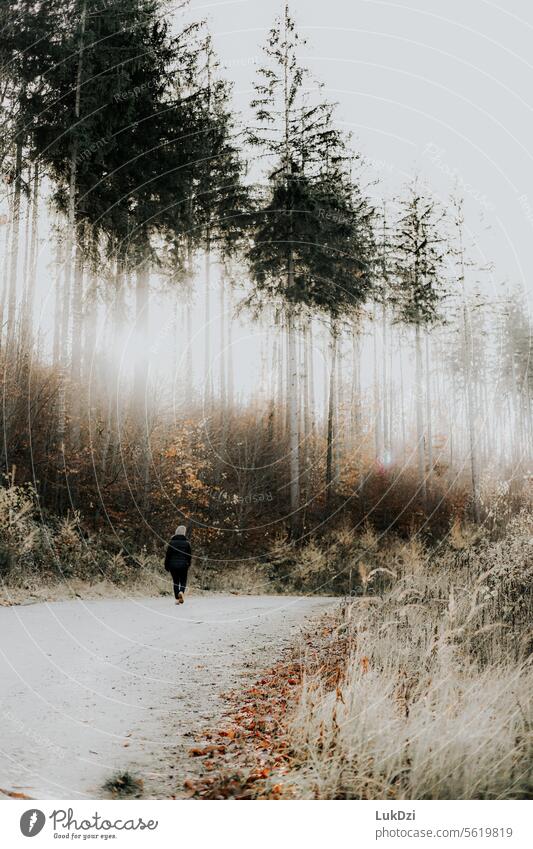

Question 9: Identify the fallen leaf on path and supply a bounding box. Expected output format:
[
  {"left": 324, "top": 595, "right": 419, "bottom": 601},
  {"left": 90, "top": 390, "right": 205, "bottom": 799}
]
[
  {"left": 189, "top": 744, "right": 226, "bottom": 757},
  {"left": 0, "top": 787, "right": 33, "bottom": 799}
]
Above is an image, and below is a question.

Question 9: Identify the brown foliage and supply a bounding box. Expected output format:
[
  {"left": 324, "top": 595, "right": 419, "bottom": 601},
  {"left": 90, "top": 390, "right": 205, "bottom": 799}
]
[{"left": 182, "top": 612, "right": 351, "bottom": 799}]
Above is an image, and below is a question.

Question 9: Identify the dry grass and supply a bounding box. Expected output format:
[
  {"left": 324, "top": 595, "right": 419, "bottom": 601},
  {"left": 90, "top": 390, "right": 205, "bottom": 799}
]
[
  {"left": 0, "top": 480, "right": 171, "bottom": 601},
  {"left": 287, "top": 512, "right": 533, "bottom": 799},
  {"left": 103, "top": 771, "right": 144, "bottom": 799}
]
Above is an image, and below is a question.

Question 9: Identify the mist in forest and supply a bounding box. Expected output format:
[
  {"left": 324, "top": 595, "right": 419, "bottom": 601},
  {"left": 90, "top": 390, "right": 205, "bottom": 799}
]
[{"left": 0, "top": 0, "right": 531, "bottom": 561}]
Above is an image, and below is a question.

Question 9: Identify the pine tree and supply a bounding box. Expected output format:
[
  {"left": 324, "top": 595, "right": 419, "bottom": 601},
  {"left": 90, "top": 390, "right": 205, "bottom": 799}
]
[
  {"left": 391, "top": 180, "right": 447, "bottom": 502},
  {"left": 500, "top": 295, "right": 533, "bottom": 466},
  {"left": 248, "top": 5, "right": 375, "bottom": 529},
  {"left": 448, "top": 198, "right": 490, "bottom": 521}
]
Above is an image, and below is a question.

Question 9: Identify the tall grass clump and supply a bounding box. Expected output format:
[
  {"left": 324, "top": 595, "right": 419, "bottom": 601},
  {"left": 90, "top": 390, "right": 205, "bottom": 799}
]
[{"left": 289, "top": 512, "right": 533, "bottom": 799}]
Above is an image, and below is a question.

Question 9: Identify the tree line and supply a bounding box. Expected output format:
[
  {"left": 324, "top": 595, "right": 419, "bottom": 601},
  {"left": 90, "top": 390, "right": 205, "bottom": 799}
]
[{"left": 0, "top": 1, "right": 531, "bottom": 545}]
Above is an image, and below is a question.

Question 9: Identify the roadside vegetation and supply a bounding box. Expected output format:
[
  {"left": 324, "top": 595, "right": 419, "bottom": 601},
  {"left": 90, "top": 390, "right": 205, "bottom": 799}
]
[
  {"left": 2, "top": 467, "right": 530, "bottom": 603},
  {"left": 182, "top": 511, "right": 533, "bottom": 800},
  {"left": 289, "top": 511, "right": 533, "bottom": 800}
]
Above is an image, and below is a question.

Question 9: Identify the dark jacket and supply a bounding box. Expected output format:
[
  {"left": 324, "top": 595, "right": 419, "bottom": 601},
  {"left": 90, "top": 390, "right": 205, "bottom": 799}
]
[{"left": 164, "top": 534, "right": 192, "bottom": 571}]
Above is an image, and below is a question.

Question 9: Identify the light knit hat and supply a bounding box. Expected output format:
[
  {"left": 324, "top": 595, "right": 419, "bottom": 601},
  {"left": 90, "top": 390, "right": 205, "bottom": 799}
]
[{"left": 175, "top": 525, "right": 187, "bottom": 536}]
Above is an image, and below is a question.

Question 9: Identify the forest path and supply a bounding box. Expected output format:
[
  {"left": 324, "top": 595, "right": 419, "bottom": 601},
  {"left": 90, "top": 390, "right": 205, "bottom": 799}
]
[{"left": 0, "top": 594, "right": 336, "bottom": 799}]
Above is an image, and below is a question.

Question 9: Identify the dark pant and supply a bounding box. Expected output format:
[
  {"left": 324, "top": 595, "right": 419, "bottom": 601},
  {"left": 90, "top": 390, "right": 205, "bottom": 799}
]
[{"left": 169, "top": 566, "right": 188, "bottom": 598}]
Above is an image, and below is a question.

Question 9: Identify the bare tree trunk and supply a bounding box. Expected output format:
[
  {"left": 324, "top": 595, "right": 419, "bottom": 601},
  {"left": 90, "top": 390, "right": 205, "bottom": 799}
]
[
  {"left": 183, "top": 238, "right": 194, "bottom": 405},
  {"left": 52, "top": 226, "right": 63, "bottom": 366},
  {"left": 134, "top": 249, "right": 150, "bottom": 409},
  {"left": 326, "top": 321, "right": 337, "bottom": 504},
  {"left": 482, "top": 373, "right": 491, "bottom": 465},
  {"left": 449, "top": 370, "right": 455, "bottom": 470},
  {"left": 6, "top": 137, "right": 23, "bottom": 349},
  {"left": 399, "top": 332, "right": 407, "bottom": 462},
  {"left": 276, "top": 316, "right": 284, "bottom": 437},
  {"left": 219, "top": 266, "right": 226, "bottom": 409},
  {"left": 425, "top": 330, "right": 433, "bottom": 488},
  {"left": 110, "top": 261, "right": 125, "bottom": 373},
  {"left": 70, "top": 251, "right": 85, "bottom": 451},
  {"left": 134, "top": 247, "right": 151, "bottom": 510},
  {"left": 0, "top": 194, "right": 13, "bottom": 350},
  {"left": 415, "top": 323, "right": 427, "bottom": 504},
  {"left": 270, "top": 314, "right": 278, "bottom": 407},
  {"left": 464, "top": 311, "right": 481, "bottom": 521},
  {"left": 373, "top": 306, "right": 382, "bottom": 460},
  {"left": 204, "top": 242, "right": 213, "bottom": 409},
  {"left": 58, "top": 0, "right": 87, "bottom": 455},
  {"left": 23, "top": 161, "right": 39, "bottom": 341},
  {"left": 185, "top": 299, "right": 193, "bottom": 405},
  {"left": 457, "top": 211, "right": 481, "bottom": 522},
  {"left": 308, "top": 318, "right": 316, "bottom": 434},
  {"left": 301, "top": 316, "right": 311, "bottom": 499},
  {"left": 20, "top": 171, "right": 31, "bottom": 345},
  {"left": 101, "top": 377, "right": 113, "bottom": 479},
  {"left": 101, "top": 304, "right": 114, "bottom": 478},
  {"left": 285, "top": 320, "right": 291, "bottom": 438},
  {"left": 303, "top": 318, "right": 312, "bottom": 435},
  {"left": 287, "top": 305, "right": 300, "bottom": 530},
  {"left": 70, "top": 249, "right": 84, "bottom": 384},
  {"left": 323, "top": 328, "right": 328, "bottom": 430},
  {"left": 382, "top": 303, "right": 390, "bottom": 457},
  {"left": 83, "top": 270, "right": 98, "bottom": 384},
  {"left": 388, "top": 333, "right": 394, "bottom": 455},
  {"left": 351, "top": 323, "right": 362, "bottom": 446},
  {"left": 227, "top": 283, "right": 234, "bottom": 411},
  {"left": 334, "top": 331, "right": 343, "bottom": 480},
  {"left": 109, "top": 267, "right": 125, "bottom": 475}
]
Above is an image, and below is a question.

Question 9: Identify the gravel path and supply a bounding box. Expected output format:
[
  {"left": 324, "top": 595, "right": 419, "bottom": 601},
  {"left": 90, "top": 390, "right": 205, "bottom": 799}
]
[{"left": 0, "top": 594, "right": 336, "bottom": 799}]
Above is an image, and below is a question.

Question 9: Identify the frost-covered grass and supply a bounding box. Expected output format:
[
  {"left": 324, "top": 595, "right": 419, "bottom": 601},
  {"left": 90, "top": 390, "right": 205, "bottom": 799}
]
[{"left": 289, "top": 514, "right": 533, "bottom": 799}]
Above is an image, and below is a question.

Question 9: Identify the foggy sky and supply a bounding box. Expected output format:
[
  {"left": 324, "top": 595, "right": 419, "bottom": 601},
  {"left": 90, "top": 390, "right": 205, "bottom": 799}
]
[{"left": 190, "top": 0, "right": 533, "bottom": 307}]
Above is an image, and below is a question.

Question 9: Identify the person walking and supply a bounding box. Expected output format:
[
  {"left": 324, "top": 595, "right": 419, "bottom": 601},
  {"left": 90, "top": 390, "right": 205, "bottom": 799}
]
[{"left": 164, "top": 525, "right": 192, "bottom": 604}]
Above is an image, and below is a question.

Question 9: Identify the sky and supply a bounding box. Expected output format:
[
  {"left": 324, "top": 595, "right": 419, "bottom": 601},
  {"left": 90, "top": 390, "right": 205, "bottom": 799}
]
[{"left": 188, "top": 0, "right": 533, "bottom": 305}]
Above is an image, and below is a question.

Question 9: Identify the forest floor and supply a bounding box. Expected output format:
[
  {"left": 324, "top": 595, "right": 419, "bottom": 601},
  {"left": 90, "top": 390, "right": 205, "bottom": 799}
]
[{"left": 0, "top": 593, "right": 336, "bottom": 799}]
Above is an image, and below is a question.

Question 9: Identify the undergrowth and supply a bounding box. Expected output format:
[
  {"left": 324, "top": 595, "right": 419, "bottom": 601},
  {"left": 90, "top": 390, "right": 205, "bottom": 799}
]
[
  {"left": 179, "top": 509, "right": 532, "bottom": 800},
  {"left": 288, "top": 511, "right": 533, "bottom": 799}
]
